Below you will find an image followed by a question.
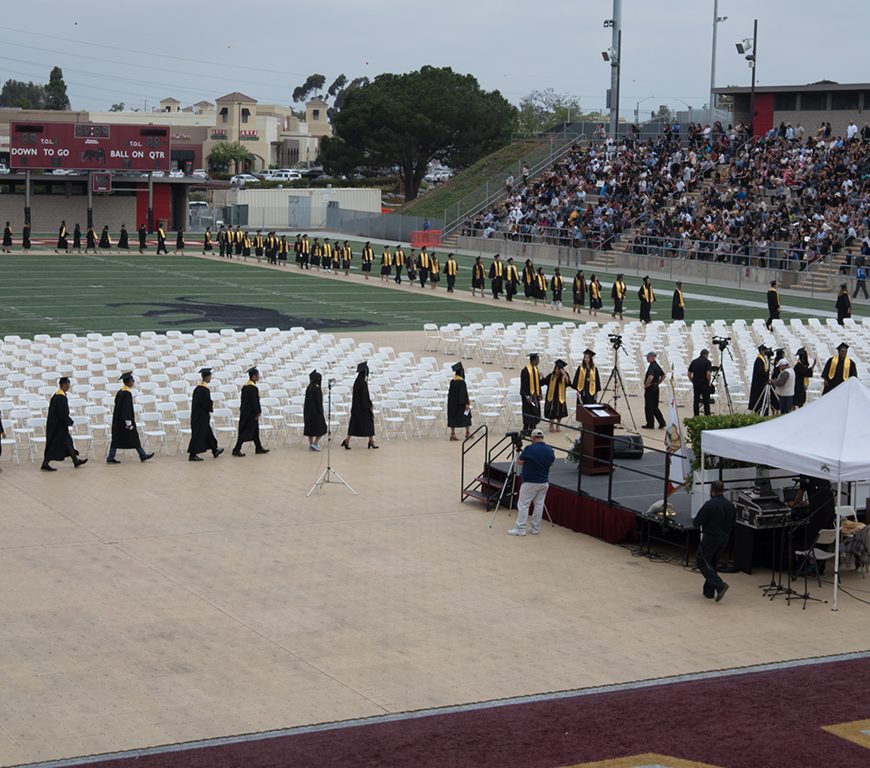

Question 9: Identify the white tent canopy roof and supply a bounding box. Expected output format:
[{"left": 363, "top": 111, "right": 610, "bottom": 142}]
[{"left": 701, "top": 378, "right": 870, "bottom": 483}]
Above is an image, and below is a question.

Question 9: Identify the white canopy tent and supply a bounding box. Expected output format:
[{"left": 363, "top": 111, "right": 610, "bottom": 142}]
[{"left": 700, "top": 377, "right": 870, "bottom": 610}]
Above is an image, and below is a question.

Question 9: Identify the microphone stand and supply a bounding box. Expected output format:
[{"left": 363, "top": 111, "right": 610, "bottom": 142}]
[{"left": 307, "top": 378, "right": 357, "bottom": 496}]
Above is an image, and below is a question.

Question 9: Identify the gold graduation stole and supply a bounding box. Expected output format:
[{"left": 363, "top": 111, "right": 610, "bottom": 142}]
[
  {"left": 591, "top": 282, "right": 601, "bottom": 299},
  {"left": 642, "top": 285, "right": 654, "bottom": 302},
  {"left": 493, "top": 261, "right": 503, "bottom": 277},
  {"left": 363, "top": 247, "right": 373, "bottom": 262},
  {"left": 382, "top": 250, "right": 392, "bottom": 265},
  {"left": 446, "top": 259, "right": 457, "bottom": 275},
  {"left": 676, "top": 289, "right": 684, "bottom": 307},
  {"left": 553, "top": 275, "right": 563, "bottom": 290},
  {"left": 758, "top": 354, "right": 769, "bottom": 373},
  {"left": 828, "top": 356, "right": 851, "bottom": 381},
  {"left": 577, "top": 366, "right": 597, "bottom": 396},
  {"left": 615, "top": 280, "right": 625, "bottom": 299},
  {"left": 525, "top": 364, "right": 541, "bottom": 397},
  {"left": 419, "top": 251, "right": 430, "bottom": 268},
  {"left": 546, "top": 372, "right": 566, "bottom": 404}
]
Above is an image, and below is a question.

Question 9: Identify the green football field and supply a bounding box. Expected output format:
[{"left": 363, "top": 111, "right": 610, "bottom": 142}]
[{"left": 0, "top": 249, "right": 862, "bottom": 338}]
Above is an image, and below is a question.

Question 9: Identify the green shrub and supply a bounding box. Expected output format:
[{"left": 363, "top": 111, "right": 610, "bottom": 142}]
[{"left": 683, "top": 413, "right": 770, "bottom": 480}]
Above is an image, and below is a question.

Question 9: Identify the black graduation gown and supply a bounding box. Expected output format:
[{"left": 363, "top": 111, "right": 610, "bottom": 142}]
[
  {"left": 347, "top": 374, "right": 375, "bottom": 437},
  {"left": 793, "top": 361, "right": 812, "bottom": 407},
  {"left": 572, "top": 365, "right": 601, "bottom": 405},
  {"left": 44, "top": 391, "right": 75, "bottom": 461},
  {"left": 86, "top": 228, "right": 97, "bottom": 249},
  {"left": 0, "top": 410, "right": 4, "bottom": 457},
  {"left": 821, "top": 356, "right": 857, "bottom": 394},
  {"left": 446, "top": 377, "right": 471, "bottom": 428},
  {"left": 612, "top": 282, "right": 625, "bottom": 313},
  {"left": 3, "top": 225, "right": 12, "bottom": 246},
  {"left": 671, "top": 290, "right": 685, "bottom": 320},
  {"left": 22, "top": 226, "right": 31, "bottom": 249},
  {"left": 542, "top": 371, "right": 569, "bottom": 419},
  {"left": 176, "top": 231, "right": 185, "bottom": 250},
  {"left": 72, "top": 225, "right": 80, "bottom": 249},
  {"left": 767, "top": 289, "right": 780, "bottom": 320},
  {"left": 99, "top": 228, "right": 111, "bottom": 248},
  {"left": 572, "top": 277, "right": 586, "bottom": 306},
  {"left": 836, "top": 292, "right": 851, "bottom": 324},
  {"left": 138, "top": 226, "right": 147, "bottom": 249},
  {"left": 111, "top": 388, "right": 141, "bottom": 450},
  {"left": 118, "top": 227, "right": 129, "bottom": 249},
  {"left": 187, "top": 384, "right": 217, "bottom": 454},
  {"left": 638, "top": 286, "right": 653, "bottom": 323},
  {"left": 749, "top": 356, "right": 770, "bottom": 413},
  {"left": 237, "top": 383, "right": 261, "bottom": 442},
  {"left": 303, "top": 383, "right": 328, "bottom": 437}
]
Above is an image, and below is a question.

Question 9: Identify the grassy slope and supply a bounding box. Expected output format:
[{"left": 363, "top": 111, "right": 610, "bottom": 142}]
[{"left": 399, "top": 138, "right": 547, "bottom": 220}]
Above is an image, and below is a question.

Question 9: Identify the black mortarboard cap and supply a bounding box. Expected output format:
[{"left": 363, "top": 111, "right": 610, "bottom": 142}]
[
  {"left": 451, "top": 362, "right": 464, "bottom": 373},
  {"left": 583, "top": 348, "right": 596, "bottom": 357},
  {"left": 554, "top": 359, "right": 567, "bottom": 369},
  {"left": 309, "top": 369, "right": 321, "bottom": 383},
  {"left": 837, "top": 342, "right": 849, "bottom": 351},
  {"left": 246, "top": 366, "right": 259, "bottom": 377},
  {"left": 199, "top": 367, "right": 213, "bottom": 376},
  {"left": 119, "top": 371, "right": 134, "bottom": 382},
  {"left": 758, "top": 344, "right": 767, "bottom": 352},
  {"left": 357, "top": 361, "right": 369, "bottom": 374},
  {"left": 528, "top": 352, "right": 540, "bottom": 360}
]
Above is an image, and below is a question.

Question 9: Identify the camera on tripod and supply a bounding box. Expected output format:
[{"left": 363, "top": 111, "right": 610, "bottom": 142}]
[
  {"left": 712, "top": 335, "right": 731, "bottom": 351},
  {"left": 505, "top": 431, "right": 524, "bottom": 449},
  {"left": 608, "top": 333, "right": 622, "bottom": 350}
]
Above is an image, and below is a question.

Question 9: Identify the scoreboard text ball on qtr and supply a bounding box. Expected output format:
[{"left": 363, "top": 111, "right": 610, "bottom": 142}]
[{"left": 9, "top": 122, "right": 172, "bottom": 172}]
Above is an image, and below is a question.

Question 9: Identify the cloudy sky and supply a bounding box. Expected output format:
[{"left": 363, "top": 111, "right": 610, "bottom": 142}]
[{"left": 0, "top": 1, "right": 865, "bottom": 116}]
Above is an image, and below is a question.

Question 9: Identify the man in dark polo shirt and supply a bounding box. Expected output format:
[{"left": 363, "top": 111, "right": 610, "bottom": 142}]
[{"left": 695, "top": 480, "right": 737, "bottom": 601}]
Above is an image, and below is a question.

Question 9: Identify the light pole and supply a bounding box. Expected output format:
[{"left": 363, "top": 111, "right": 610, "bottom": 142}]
[
  {"left": 603, "top": 0, "right": 622, "bottom": 138},
  {"left": 709, "top": 0, "right": 728, "bottom": 121},
  {"left": 635, "top": 96, "right": 656, "bottom": 124},
  {"left": 736, "top": 19, "right": 758, "bottom": 135}
]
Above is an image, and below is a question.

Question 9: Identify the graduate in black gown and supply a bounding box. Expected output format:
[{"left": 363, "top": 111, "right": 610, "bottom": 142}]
[
  {"left": 342, "top": 362, "right": 377, "bottom": 449},
  {"left": 749, "top": 345, "right": 772, "bottom": 414},
  {"left": 232, "top": 366, "right": 269, "bottom": 456},
  {"left": 41, "top": 377, "right": 87, "bottom": 471},
  {"left": 821, "top": 342, "right": 858, "bottom": 394},
  {"left": 671, "top": 281, "right": 685, "bottom": 320},
  {"left": 98, "top": 225, "right": 112, "bottom": 250},
  {"left": 106, "top": 372, "right": 153, "bottom": 464},
  {"left": 138, "top": 223, "right": 147, "bottom": 253},
  {"left": 303, "top": 369, "right": 328, "bottom": 451},
  {"left": 793, "top": 347, "right": 815, "bottom": 408},
  {"left": 85, "top": 225, "right": 97, "bottom": 253},
  {"left": 2, "top": 221, "right": 12, "bottom": 252},
  {"left": 446, "top": 362, "right": 472, "bottom": 441},
  {"left": 22, "top": 223, "right": 31, "bottom": 252},
  {"left": 188, "top": 368, "right": 223, "bottom": 461},
  {"left": 56, "top": 220, "right": 70, "bottom": 253},
  {"left": 118, "top": 224, "right": 129, "bottom": 250},
  {"left": 542, "top": 359, "right": 570, "bottom": 431},
  {"left": 156, "top": 223, "right": 168, "bottom": 254},
  {"left": 572, "top": 349, "right": 601, "bottom": 405},
  {"left": 520, "top": 353, "right": 542, "bottom": 433},
  {"left": 175, "top": 229, "right": 185, "bottom": 255}
]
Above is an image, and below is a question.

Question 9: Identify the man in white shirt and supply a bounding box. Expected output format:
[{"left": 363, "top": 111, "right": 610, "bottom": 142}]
[
  {"left": 846, "top": 121, "right": 858, "bottom": 141},
  {"left": 772, "top": 358, "right": 795, "bottom": 414}
]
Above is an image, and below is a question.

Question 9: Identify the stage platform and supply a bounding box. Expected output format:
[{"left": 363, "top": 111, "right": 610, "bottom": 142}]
[{"left": 490, "top": 447, "right": 697, "bottom": 550}]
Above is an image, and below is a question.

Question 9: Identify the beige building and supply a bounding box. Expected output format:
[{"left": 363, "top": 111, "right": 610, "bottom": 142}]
[{"left": 0, "top": 93, "right": 332, "bottom": 173}]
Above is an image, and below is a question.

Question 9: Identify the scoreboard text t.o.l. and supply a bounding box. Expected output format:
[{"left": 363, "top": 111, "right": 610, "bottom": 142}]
[{"left": 9, "top": 122, "right": 172, "bottom": 172}]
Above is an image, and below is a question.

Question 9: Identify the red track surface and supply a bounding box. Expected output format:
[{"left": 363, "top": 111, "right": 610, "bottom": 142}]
[{"left": 38, "top": 656, "right": 870, "bottom": 768}]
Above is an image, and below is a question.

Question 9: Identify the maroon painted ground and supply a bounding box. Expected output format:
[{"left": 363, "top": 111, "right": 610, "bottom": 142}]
[{"left": 44, "top": 656, "right": 870, "bottom": 768}]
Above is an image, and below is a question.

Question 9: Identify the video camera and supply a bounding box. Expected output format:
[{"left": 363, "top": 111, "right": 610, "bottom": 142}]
[
  {"left": 712, "top": 335, "right": 731, "bottom": 351},
  {"left": 505, "top": 431, "right": 525, "bottom": 449},
  {"left": 608, "top": 333, "right": 623, "bottom": 350}
]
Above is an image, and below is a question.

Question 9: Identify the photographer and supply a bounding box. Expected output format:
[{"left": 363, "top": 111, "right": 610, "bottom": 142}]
[
  {"left": 687, "top": 349, "right": 712, "bottom": 416},
  {"left": 771, "top": 358, "right": 795, "bottom": 414},
  {"left": 508, "top": 429, "right": 555, "bottom": 537}
]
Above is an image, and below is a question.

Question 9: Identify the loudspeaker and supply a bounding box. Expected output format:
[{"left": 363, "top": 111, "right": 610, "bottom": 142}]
[{"left": 612, "top": 433, "right": 644, "bottom": 459}]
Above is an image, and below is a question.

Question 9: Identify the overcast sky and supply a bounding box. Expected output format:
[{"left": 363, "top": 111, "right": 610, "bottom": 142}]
[{"left": 0, "top": 1, "right": 866, "bottom": 117}]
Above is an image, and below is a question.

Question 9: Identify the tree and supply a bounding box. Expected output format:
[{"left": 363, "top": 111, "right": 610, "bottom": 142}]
[
  {"left": 292, "top": 74, "right": 326, "bottom": 103},
  {"left": 44, "top": 66, "right": 70, "bottom": 110},
  {"left": 652, "top": 105, "right": 674, "bottom": 123},
  {"left": 517, "top": 89, "right": 586, "bottom": 134},
  {"left": 208, "top": 141, "right": 252, "bottom": 172},
  {"left": 327, "top": 75, "right": 347, "bottom": 99},
  {"left": 328, "top": 75, "right": 369, "bottom": 122},
  {"left": 0, "top": 79, "right": 46, "bottom": 109},
  {"left": 109, "top": 102, "right": 126, "bottom": 112},
  {"left": 322, "top": 66, "right": 516, "bottom": 201}
]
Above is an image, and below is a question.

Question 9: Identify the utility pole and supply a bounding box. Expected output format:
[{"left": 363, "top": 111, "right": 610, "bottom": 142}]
[
  {"left": 749, "top": 18, "right": 758, "bottom": 136},
  {"left": 709, "top": 0, "right": 728, "bottom": 121},
  {"left": 607, "top": 0, "right": 622, "bottom": 138}
]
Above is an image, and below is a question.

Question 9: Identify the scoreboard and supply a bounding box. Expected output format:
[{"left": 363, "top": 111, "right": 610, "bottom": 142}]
[{"left": 10, "top": 122, "right": 172, "bottom": 171}]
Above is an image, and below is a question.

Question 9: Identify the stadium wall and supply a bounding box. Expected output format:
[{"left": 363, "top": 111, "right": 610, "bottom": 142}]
[{"left": 0, "top": 195, "right": 136, "bottom": 235}]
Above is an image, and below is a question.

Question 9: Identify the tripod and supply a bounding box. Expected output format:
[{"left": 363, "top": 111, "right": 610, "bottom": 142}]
[
  {"left": 488, "top": 438, "right": 553, "bottom": 530},
  {"left": 710, "top": 345, "right": 735, "bottom": 414},
  {"left": 307, "top": 379, "right": 357, "bottom": 496},
  {"left": 600, "top": 343, "right": 637, "bottom": 430}
]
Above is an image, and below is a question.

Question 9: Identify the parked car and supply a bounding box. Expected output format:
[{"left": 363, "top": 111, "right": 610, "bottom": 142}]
[
  {"left": 266, "top": 170, "right": 302, "bottom": 182},
  {"left": 169, "top": 169, "right": 184, "bottom": 178},
  {"left": 191, "top": 168, "right": 209, "bottom": 179},
  {"left": 425, "top": 168, "right": 454, "bottom": 183},
  {"left": 188, "top": 201, "right": 209, "bottom": 212},
  {"left": 230, "top": 173, "right": 260, "bottom": 185},
  {"left": 151, "top": 170, "right": 165, "bottom": 178}
]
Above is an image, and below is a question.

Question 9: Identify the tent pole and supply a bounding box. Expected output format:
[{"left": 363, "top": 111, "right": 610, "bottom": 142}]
[{"left": 833, "top": 480, "right": 841, "bottom": 611}]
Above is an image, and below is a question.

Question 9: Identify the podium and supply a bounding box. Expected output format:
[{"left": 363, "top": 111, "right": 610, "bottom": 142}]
[{"left": 575, "top": 402, "right": 621, "bottom": 475}]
